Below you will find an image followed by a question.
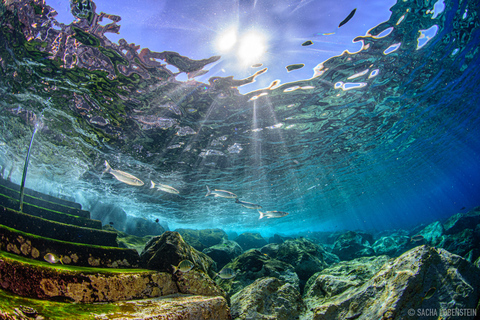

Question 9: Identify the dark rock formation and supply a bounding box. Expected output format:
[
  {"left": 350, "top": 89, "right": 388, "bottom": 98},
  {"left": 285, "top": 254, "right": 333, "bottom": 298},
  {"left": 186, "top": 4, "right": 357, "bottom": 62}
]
[
  {"left": 303, "top": 245, "right": 480, "bottom": 319},
  {"left": 372, "top": 233, "right": 411, "bottom": 257},
  {"left": 331, "top": 231, "right": 375, "bottom": 260},
  {"left": 442, "top": 207, "right": 480, "bottom": 235},
  {"left": 125, "top": 216, "right": 165, "bottom": 237},
  {"left": 231, "top": 277, "right": 304, "bottom": 320},
  {"left": 203, "top": 240, "right": 243, "bottom": 270},
  {"left": 235, "top": 232, "right": 268, "bottom": 251},
  {"left": 140, "top": 231, "right": 216, "bottom": 278},
  {"left": 175, "top": 228, "right": 228, "bottom": 251},
  {"left": 260, "top": 238, "right": 331, "bottom": 292},
  {"left": 218, "top": 249, "right": 299, "bottom": 296}
]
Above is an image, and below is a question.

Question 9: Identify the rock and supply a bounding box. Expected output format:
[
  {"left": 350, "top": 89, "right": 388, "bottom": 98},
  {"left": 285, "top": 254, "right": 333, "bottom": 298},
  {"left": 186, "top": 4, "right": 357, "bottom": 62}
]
[
  {"left": 303, "top": 245, "right": 480, "bottom": 320},
  {"left": 89, "top": 200, "right": 127, "bottom": 231},
  {"left": 175, "top": 228, "right": 228, "bottom": 251},
  {"left": 303, "top": 255, "right": 390, "bottom": 308},
  {"left": 268, "top": 234, "right": 285, "bottom": 244},
  {"left": 417, "top": 220, "right": 444, "bottom": 244},
  {"left": 203, "top": 240, "right": 243, "bottom": 269},
  {"left": 231, "top": 277, "right": 304, "bottom": 320},
  {"left": 125, "top": 216, "right": 165, "bottom": 237},
  {"left": 331, "top": 231, "right": 374, "bottom": 261},
  {"left": 235, "top": 232, "right": 268, "bottom": 251},
  {"left": 260, "top": 238, "right": 329, "bottom": 292},
  {"left": 140, "top": 231, "right": 216, "bottom": 278},
  {"left": 175, "top": 270, "right": 227, "bottom": 298},
  {"left": 435, "top": 228, "right": 478, "bottom": 257},
  {"left": 372, "top": 233, "right": 411, "bottom": 257},
  {"left": 218, "top": 249, "right": 299, "bottom": 296},
  {"left": 442, "top": 206, "right": 480, "bottom": 235}
]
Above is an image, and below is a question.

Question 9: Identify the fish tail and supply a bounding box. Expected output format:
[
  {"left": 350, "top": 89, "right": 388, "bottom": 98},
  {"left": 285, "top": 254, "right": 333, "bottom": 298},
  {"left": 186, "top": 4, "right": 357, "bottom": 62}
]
[
  {"left": 103, "top": 160, "right": 111, "bottom": 174},
  {"left": 258, "top": 210, "right": 264, "bottom": 219},
  {"left": 172, "top": 265, "right": 178, "bottom": 274},
  {"left": 150, "top": 180, "right": 155, "bottom": 189},
  {"left": 205, "top": 185, "right": 211, "bottom": 197},
  {"left": 59, "top": 256, "right": 64, "bottom": 265},
  {"left": 235, "top": 198, "right": 240, "bottom": 204}
]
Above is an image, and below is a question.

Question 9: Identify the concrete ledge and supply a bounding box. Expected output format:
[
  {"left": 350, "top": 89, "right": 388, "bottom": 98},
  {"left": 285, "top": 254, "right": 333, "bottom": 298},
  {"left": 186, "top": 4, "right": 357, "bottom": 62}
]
[
  {"left": 0, "top": 206, "right": 116, "bottom": 246},
  {"left": 0, "top": 224, "right": 140, "bottom": 268}
]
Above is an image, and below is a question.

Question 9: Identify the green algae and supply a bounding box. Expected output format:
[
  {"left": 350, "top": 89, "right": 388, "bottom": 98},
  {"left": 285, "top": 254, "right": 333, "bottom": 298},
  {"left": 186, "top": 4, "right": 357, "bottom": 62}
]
[
  {"left": 0, "top": 287, "right": 118, "bottom": 319},
  {"left": 0, "top": 250, "right": 148, "bottom": 274}
]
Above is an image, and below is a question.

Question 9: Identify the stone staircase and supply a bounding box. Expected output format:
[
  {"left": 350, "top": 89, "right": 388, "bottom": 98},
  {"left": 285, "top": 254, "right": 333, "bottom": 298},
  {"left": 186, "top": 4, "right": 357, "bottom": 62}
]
[{"left": 0, "top": 177, "right": 230, "bottom": 319}]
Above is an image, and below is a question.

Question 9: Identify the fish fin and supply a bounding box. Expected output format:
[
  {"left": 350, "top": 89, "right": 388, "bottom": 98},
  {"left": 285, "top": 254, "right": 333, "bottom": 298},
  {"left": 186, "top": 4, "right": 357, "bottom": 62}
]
[
  {"left": 150, "top": 180, "right": 155, "bottom": 189},
  {"left": 258, "top": 210, "right": 264, "bottom": 219},
  {"left": 205, "top": 185, "right": 211, "bottom": 197},
  {"left": 172, "top": 265, "right": 177, "bottom": 274},
  {"left": 102, "top": 160, "right": 111, "bottom": 174}
]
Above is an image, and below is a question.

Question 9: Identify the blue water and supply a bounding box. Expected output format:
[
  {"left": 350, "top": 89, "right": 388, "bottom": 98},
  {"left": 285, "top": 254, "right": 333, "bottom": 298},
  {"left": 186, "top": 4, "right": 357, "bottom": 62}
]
[{"left": 0, "top": 0, "right": 479, "bottom": 238}]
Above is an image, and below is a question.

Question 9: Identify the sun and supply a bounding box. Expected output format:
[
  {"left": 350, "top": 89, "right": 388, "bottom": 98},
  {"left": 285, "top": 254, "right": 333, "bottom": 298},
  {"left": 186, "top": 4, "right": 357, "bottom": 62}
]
[
  {"left": 237, "top": 31, "right": 267, "bottom": 65},
  {"left": 215, "top": 28, "right": 267, "bottom": 66}
]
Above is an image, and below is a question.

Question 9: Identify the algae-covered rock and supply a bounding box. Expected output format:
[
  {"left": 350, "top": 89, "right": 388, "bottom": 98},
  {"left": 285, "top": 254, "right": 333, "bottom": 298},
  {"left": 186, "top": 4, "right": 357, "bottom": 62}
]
[
  {"left": 435, "top": 228, "right": 478, "bottom": 257},
  {"left": 235, "top": 232, "right": 268, "bottom": 251},
  {"left": 331, "top": 231, "right": 374, "bottom": 261},
  {"left": 417, "top": 220, "right": 444, "bottom": 244},
  {"left": 303, "top": 255, "right": 390, "bottom": 307},
  {"left": 175, "top": 228, "right": 228, "bottom": 251},
  {"left": 372, "top": 233, "right": 411, "bottom": 257},
  {"left": 260, "top": 238, "right": 329, "bottom": 292},
  {"left": 231, "top": 277, "right": 304, "bottom": 320},
  {"left": 175, "top": 270, "right": 227, "bottom": 298},
  {"left": 140, "top": 231, "right": 216, "bottom": 278},
  {"left": 218, "top": 249, "right": 299, "bottom": 297},
  {"left": 303, "top": 245, "right": 480, "bottom": 320},
  {"left": 203, "top": 240, "right": 243, "bottom": 269},
  {"left": 442, "top": 206, "right": 480, "bottom": 235}
]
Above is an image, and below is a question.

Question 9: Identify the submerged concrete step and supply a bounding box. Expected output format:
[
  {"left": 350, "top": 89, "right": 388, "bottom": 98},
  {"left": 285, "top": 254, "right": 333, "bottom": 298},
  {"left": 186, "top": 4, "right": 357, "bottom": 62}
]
[
  {"left": 0, "top": 183, "right": 90, "bottom": 218},
  {"left": 0, "top": 224, "right": 140, "bottom": 268},
  {"left": 0, "top": 250, "right": 177, "bottom": 303},
  {"left": 0, "top": 194, "right": 100, "bottom": 229},
  {"left": 0, "top": 177, "right": 81, "bottom": 209},
  {"left": 0, "top": 288, "right": 230, "bottom": 320},
  {"left": 0, "top": 206, "right": 117, "bottom": 247}
]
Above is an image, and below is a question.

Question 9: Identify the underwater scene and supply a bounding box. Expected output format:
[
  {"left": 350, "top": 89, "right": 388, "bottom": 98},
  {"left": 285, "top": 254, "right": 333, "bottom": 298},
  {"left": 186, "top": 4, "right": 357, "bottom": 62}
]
[{"left": 1, "top": 0, "right": 480, "bottom": 318}]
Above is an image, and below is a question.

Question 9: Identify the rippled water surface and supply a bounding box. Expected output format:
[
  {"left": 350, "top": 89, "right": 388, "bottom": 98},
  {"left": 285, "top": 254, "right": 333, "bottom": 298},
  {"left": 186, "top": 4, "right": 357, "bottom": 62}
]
[{"left": 1, "top": 0, "right": 479, "bottom": 236}]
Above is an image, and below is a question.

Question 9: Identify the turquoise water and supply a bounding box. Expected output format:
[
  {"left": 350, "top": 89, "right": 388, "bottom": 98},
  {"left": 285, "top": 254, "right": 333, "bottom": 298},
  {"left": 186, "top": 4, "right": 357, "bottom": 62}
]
[{"left": 0, "top": 0, "right": 479, "bottom": 237}]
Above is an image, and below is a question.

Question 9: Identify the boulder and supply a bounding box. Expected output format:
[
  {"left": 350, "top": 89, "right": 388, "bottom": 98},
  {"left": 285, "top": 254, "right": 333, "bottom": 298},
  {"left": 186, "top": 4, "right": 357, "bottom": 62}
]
[
  {"left": 140, "top": 231, "right": 216, "bottom": 278},
  {"left": 125, "top": 216, "right": 165, "bottom": 237},
  {"left": 217, "top": 249, "right": 299, "bottom": 297},
  {"left": 417, "top": 220, "right": 444, "bottom": 245},
  {"left": 260, "top": 238, "right": 330, "bottom": 292},
  {"left": 268, "top": 234, "right": 285, "bottom": 244},
  {"left": 303, "top": 255, "right": 390, "bottom": 307},
  {"left": 331, "top": 231, "right": 374, "bottom": 261},
  {"left": 203, "top": 240, "right": 243, "bottom": 270},
  {"left": 303, "top": 245, "right": 480, "bottom": 320},
  {"left": 435, "top": 228, "right": 478, "bottom": 257},
  {"left": 175, "top": 228, "right": 228, "bottom": 251},
  {"left": 372, "top": 233, "right": 411, "bottom": 257},
  {"left": 442, "top": 207, "right": 480, "bottom": 235},
  {"left": 231, "top": 277, "right": 304, "bottom": 320},
  {"left": 235, "top": 232, "right": 268, "bottom": 251}
]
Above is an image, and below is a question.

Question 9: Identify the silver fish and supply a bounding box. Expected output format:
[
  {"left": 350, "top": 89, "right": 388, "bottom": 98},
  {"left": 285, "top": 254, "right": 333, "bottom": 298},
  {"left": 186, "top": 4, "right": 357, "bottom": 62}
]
[
  {"left": 258, "top": 210, "right": 289, "bottom": 219},
  {"left": 215, "top": 267, "right": 236, "bottom": 279},
  {"left": 150, "top": 180, "right": 179, "bottom": 194},
  {"left": 103, "top": 161, "right": 144, "bottom": 186},
  {"left": 235, "top": 199, "right": 262, "bottom": 210},
  {"left": 44, "top": 253, "right": 63, "bottom": 264},
  {"left": 172, "top": 260, "right": 194, "bottom": 274},
  {"left": 205, "top": 186, "right": 237, "bottom": 199}
]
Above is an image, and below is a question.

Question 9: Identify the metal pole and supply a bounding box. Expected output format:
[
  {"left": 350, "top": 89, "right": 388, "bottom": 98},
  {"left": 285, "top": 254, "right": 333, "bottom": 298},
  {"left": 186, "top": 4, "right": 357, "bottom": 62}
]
[{"left": 19, "top": 126, "right": 38, "bottom": 212}]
